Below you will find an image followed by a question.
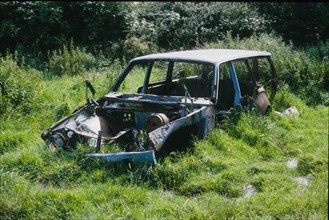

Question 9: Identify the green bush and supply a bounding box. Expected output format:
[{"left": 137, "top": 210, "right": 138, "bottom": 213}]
[
  {"left": 122, "top": 37, "right": 158, "bottom": 63},
  {"left": 48, "top": 41, "right": 98, "bottom": 77},
  {"left": 130, "top": 2, "right": 268, "bottom": 50},
  {"left": 304, "top": 40, "right": 329, "bottom": 61},
  {"left": 256, "top": 3, "right": 329, "bottom": 47},
  {"left": 0, "top": 2, "right": 131, "bottom": 55},
  {"left": 0, "top": 54, "right": 42, "bottom": 116}
]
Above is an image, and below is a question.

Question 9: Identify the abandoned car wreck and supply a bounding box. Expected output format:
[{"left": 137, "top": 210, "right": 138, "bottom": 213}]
[{"left": 41, "top": 49, "right": 278, "bottom": 165}]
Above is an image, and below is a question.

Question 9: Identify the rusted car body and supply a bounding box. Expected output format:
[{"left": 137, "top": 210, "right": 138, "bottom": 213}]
[{"left": 41, "top": 49, "right": 278, "bottom": 164}]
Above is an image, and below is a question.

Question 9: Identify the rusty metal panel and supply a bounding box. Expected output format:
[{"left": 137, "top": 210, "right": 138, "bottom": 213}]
[{"left": 84, "top": 150, "right": 157, "bottom": 165}]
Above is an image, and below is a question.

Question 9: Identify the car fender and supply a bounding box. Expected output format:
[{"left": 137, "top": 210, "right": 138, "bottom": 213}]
[{"left": 148, "top": 105, "right": 215, "bottom": 151}]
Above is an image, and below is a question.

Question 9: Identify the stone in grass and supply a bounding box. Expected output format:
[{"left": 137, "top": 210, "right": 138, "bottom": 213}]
[
  {"left": 287, "top": 158, "right": 298, "bottom": 169},
  {"left": 243, "top": 184, "right": 257, "bottom": 199},
  {"left": 294, "top": 176, "right": 310, "bottom": 186}
]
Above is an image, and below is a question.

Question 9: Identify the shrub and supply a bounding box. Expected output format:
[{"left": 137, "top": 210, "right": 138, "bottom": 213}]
[
  {"left": 0, "top": 53, "right": 42, "bottom": 116},
  {"left": 122, "top": 37, "right": 158, "bottom": 63},
  {"left": 129, "top": 2, "right": 268, "bottom": 50},
  {"left": 48, "top": 41, "right": 98, "bottom": 77},
  {"left": 304, "top": 40, "right": 329, "bottom": 61}
]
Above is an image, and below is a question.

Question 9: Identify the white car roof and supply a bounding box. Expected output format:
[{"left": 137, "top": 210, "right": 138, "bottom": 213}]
[{"left": 131, "top": 49, "right": 271, "bottom": 65}]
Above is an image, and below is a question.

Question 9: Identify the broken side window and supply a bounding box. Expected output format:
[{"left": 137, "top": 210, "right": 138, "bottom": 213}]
[
  {"left": 170, "top": 62, "right": 214, "bottom": 98},
  {"left": 146, "top": 61, "right": 171, "bottom": 96},
  {"left": 217, "top": 63, "right": 235, "bottom": 110},
  {"left": 257, "top": 58, "right": 275, "bottom": 96},
  {"left": 117, "top": 62, "right": 149, "bottom": 93},
  {"left": 148, "top": 61, "right": 168, "bottom": 84}
]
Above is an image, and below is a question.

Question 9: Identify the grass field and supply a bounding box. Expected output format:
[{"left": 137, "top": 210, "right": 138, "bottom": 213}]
[{"left": 0, "top": 61, "right": 328, "bottom": 219}]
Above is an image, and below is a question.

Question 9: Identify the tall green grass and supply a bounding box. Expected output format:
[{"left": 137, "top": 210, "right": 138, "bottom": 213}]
[
  {"left": 0, "top": 35, "right": 328, "bottom": 219},
  {"left": 0, "top": 97, "right": 327, "bottom": 219}
]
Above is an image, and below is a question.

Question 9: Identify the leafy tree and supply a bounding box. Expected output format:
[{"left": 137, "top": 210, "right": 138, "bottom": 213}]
[
  {"left": 0, "top": 2, "right": 132, "bottom": 56},
  {"left": 256, "top": 3, "right": 329, "bottom": 47},
  {"left": 129, "top": 2, "right": 268, "bottom": 50},
  {"left": 1, "top": 1, "right": 328, "bottom": 65},
  {"left": 59, "top": 2, "right": 132, "bottom": 52},
  {"left": 0, "top": 2, "right": 69, "bottom": 53}
]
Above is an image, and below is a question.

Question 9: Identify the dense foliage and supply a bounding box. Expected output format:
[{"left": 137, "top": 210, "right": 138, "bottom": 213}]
[
  {"left": 129, "top": 2, "right": 268, "bottom": 50},
  {"left": 1, "top": 2, "right": 328, "bottom": 57},
  {"left": 0, "top": 2, "right": 131, "bottom": 55},
  {"left": 256, "top": 3, "right": 329, "bottom": 47}
]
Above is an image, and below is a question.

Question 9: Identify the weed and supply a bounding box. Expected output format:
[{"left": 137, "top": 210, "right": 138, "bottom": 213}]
[{"left": 48, "top": 40, "right": 98, "bottom": 77}]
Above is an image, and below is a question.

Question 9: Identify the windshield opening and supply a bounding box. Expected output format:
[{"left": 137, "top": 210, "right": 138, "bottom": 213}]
[{"left": 117, "top": 60, "right": 214, "bottom": 98}]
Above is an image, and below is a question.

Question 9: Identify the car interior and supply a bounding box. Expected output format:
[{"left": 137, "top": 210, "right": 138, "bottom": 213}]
[{"left": 134, "top": 57, "right": 271, "bottom": 112}]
